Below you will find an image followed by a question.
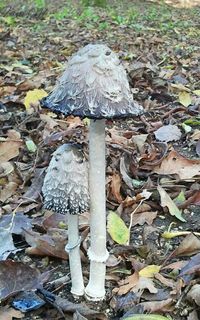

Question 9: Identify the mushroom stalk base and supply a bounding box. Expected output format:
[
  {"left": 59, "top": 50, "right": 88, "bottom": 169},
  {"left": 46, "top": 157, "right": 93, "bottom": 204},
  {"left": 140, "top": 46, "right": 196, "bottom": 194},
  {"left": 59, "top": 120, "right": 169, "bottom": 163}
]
[
  {"left": 85, "top": 119, "right": 108, "bottom": 301},
  {"left": 66, "top": 214, "right": 84, "bottom": 296}
]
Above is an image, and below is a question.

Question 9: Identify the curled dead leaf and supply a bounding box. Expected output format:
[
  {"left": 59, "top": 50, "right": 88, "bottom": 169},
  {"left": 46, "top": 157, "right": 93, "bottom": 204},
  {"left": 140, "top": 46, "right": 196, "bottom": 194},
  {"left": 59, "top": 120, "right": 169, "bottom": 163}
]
[{"left": 154, "top": 150, "right": 200, "bottom": 180}]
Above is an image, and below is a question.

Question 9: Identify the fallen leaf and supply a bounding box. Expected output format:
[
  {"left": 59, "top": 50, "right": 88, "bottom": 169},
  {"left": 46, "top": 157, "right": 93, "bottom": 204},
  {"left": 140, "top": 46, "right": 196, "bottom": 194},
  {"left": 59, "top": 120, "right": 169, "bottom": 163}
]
[
  {"left": 107, "top": 211, "right": 129, "bottom": 245},
  {"left": 193, "top": 90, "right": 200, "bottom": 96},
  {"left": 187, "top": 284, "right": 200, "bottom": 306},
  {"left": 110, "top": 291, "right": 138, "bottom": 312},
  {"left": 154, "top": 125, "right": 181, "bottom": 142},
  {"left": 173, "top": 190, "right": 185, "bottom": 206},
  {"left": 0, "top": 212, "right": 32, "bottom": 235},
  {"left": 132, "top": 276, "right": 158, "bottom": 294},
  {"left": 114, "top": 272, "right": 139, "bottom": 295},
  {"left": 109, "top": 173, "right": 123, "bottom": 203},
  {"left": 184, "top": 191, "right": 200, "bottom": 206},
  {"left": 157, "top": 185, "right": 186, "bottom": 222},
  {"left": 139, "top": 265, "right": 161, "bottom": 278},
  {"left": 172, "top": 233, "right": 200, "bottom": 258},
  {"left": 162, "top": 231, "right": 200, "bottom": 239},
  {"left": 179, "top": 91, "right": 192, "bottom": 107},
  {"left": 154, "top": 150, "right": 200, "bottom": 180},
  {"left": 0, "top": 182, "right": 18, "bottom": 202},
  {"left": 24, "top": 89, "right": 48, "bottom": 111},
  {"left": 0, "top": 130, "right": 23, "bottom": 162},
  {"left": 0, "top": 227, "right": 18, "bottom": 260},
  {"left": 108, "top": 128, "right": 128, "bottom": 145},
  {"left": 131, "top": 211, "right": 157, "bottom": 227},
  {"left": 0, "top": 260, "right": 42, "bottom": 300},
  {"left": 0, "top": 162, "right": 14, "bottom": 177},
  {"left": 191, "top": 129, "right": 200, "bottom": 141},
  {"left": 179, "top": 252, "right": 200, "bottom": 277},
  {"left": 140, "top": 298, "right": 173, "bottom": 313},
  {"left": 170, "top": 83, "right": 191, "bottom": 92},
  {"left": 22, "top": 168, "right": 46, "bottom": 202},
  {"left": 0, "top": 307, "right": 23, "bottom": 320},
  {"left": 132, "top": 134, "right": 148, "bottom": 152},
  {"left": 120, "top": 155, "right": 134, "bottom": 190},
  {"left": 154, "top": 273, "right": 175, "bottom": 288},
  {"left": 24, "top": 229, "right": 68, "bottom": 259}
]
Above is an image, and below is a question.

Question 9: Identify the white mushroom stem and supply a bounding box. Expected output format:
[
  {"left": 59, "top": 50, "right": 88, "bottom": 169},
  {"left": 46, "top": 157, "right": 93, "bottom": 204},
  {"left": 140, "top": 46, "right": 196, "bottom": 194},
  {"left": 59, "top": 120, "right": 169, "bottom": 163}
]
[
  {"left": 65, "top": 214, "right": 84, "bottom": 296},
  {"left": 85, "top": 119, "right": 109, "bottom": 301}
]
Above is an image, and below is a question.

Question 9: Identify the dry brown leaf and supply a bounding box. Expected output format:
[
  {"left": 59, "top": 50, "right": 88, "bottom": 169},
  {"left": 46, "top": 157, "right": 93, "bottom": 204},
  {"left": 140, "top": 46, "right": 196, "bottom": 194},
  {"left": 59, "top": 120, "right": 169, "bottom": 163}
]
[
  {"left": 140, "top": 298, "right": 173, "bottom": 313},
  {"left": 132, "top": 134, "right": 148, "bottom": 152},
  {"left": 154, "top": 150, "right": 200, "bottom": 180},
  {"left": 131, "top": 276, "right": 158, "bottom": 294},
  {"left": 131, "top": 211, "right": 157, "bottom": 226},
  {"left": 0, "top": 130, "right": 23, "bottom": 162},
  {"left": 0, "top": 260, "right": 43, "bottom": 300},
  {"left": 191, "top": 130, "right": 200, "bottom": 141},
  {"left": 155, "top": 273, "right": 175, "bottom": 288},
  {"left": 0, "top": 307, "right": 23, "bottom": 320},
  {"left": 24, "top": 229, "right": 68, "bottom": 259},
  {"left": 7, "top": 130, "right": 21, "bottom": 140},
  {"left": 162, "top": 261, "right": 187, "bottom": 271},
  {"left": 172, "top": 233, "right": 200, "bottom": 257},
  {"left": 0, "top": 141, "right": 23, "bottom": 162},
  {"left": 108, "top": 128, "right": 128, "bottom": 145},
  {"left": 0, "top": 182, "right": 18, "bottom": 202},
  {"left": 114, "top": 272, "right": 158, "bottom": 296},
  {"left": 109, "top": 173, "right": 123, "bottom": 203},
  {"left": 0, "top": 162, "right": 14, "bottom": 177},
  {"left": 114, "top": 272, "right": 139, "bottom": 295},
  {"left": 187, "top": 284, "right": 200, "bottom": 306}
]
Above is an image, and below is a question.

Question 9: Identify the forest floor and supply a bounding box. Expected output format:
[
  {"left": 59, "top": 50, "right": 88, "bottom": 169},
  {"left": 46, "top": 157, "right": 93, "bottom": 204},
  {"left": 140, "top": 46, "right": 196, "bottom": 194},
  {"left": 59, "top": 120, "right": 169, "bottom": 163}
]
[{"left": 0, "top": 0, "right": 200, "bottom": 319}]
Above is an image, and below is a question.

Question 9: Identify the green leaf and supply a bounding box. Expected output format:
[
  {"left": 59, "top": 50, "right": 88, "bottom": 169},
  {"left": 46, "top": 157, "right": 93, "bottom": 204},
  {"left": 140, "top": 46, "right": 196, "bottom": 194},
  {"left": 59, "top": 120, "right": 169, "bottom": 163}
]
[
  {"left": 157, "top": 185, "right": 186, "bottom": 222},
  {"left": 174, "top": 190, "right": 185, "bottom": 206},
  {"left": 184, "top": 118, "right": 200, "bottom": 126},
  {"left": 179, "top": 91, "right": 191, "bottom": 107},
  {"left": 107, "top": 211, "right": 129, "bottom": 244},
  {"left": 123, "top": 315, "right": 171, "bottom": 320},
  {"left": 25, "top": 140, "right": 37, "bottom": 153}
]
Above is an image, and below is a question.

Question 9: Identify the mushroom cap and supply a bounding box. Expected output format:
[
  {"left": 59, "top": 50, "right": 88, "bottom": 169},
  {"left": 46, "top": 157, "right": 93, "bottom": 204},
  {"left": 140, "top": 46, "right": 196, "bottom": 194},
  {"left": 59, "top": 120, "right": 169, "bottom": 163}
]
[
  {"left": 42, "top": 143, "right": 89, "bottom": 215},
  {"left": 41, "top": 44, "right": 143, "bottom": 119}
]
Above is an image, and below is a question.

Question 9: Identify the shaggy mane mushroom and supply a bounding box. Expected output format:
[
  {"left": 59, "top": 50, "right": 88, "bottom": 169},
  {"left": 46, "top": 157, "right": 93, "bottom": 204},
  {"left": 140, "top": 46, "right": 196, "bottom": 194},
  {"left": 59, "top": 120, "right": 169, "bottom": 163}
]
[
  {"left": 41, "top": 44, "right": 143, "bottom": 300},
  {"left": 42, "top": 143, "right": 89, "bottom": 296}
]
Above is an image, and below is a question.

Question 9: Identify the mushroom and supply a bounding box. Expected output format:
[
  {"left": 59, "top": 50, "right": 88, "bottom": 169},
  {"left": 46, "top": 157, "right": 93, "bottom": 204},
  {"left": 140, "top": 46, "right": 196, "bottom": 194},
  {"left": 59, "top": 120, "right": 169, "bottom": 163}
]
[
  {"left": 42, "top": 143, "right": 89, "bottom": 297},
  {"left": 41, "top": 44, "right": 143, "bottom": 300}
]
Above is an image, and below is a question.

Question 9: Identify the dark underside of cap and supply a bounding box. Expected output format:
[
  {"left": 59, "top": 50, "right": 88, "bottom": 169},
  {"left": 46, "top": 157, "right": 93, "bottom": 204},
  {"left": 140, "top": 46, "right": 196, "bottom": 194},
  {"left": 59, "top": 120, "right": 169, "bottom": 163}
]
[{"left": 40, "top": 94, "right": 143, "bottom": 120}]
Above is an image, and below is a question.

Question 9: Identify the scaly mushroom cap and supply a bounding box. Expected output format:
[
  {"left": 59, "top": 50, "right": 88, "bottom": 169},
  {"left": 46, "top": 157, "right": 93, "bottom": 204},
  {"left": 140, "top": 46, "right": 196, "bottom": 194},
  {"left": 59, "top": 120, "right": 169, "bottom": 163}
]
[
  {"left": 42, "top": 143, "right": 89, "bottom": 215},
  {"left": 41, "top": 44, "right": 143, "bottom": 119}
]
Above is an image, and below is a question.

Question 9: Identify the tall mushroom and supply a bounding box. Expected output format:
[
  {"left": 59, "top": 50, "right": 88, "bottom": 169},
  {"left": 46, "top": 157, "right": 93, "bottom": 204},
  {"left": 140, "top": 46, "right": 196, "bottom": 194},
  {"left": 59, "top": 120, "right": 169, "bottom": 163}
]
[
  {"left": 41, "top": 44, "right": 143, "bottom": 300},
  {"left": 42, "top": 143, "right": 89, "bottom": 296}
]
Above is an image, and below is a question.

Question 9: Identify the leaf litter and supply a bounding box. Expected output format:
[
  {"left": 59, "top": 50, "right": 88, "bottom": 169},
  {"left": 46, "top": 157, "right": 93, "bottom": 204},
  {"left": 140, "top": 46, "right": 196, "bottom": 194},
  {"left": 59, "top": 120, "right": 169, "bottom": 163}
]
[{"left": 0, "top": 0, "right": 200, "bottom": 319}]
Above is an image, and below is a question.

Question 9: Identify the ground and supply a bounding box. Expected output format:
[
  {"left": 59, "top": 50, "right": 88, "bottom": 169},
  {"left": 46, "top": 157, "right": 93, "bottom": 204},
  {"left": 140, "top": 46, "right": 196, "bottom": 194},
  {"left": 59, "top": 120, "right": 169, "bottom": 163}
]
[{"left": 0, "top": 0, "right": 200, "bottom": 319}]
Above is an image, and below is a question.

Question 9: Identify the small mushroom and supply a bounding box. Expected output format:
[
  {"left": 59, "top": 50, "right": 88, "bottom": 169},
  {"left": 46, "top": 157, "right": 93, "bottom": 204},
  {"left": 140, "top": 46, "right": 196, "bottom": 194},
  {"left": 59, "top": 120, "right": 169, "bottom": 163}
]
[
  {"left": 42, "top": 143, "right": 89, "bottom": 297},
  {"left": 41, "top": 44, "right": 143, "bottom": 300}
]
